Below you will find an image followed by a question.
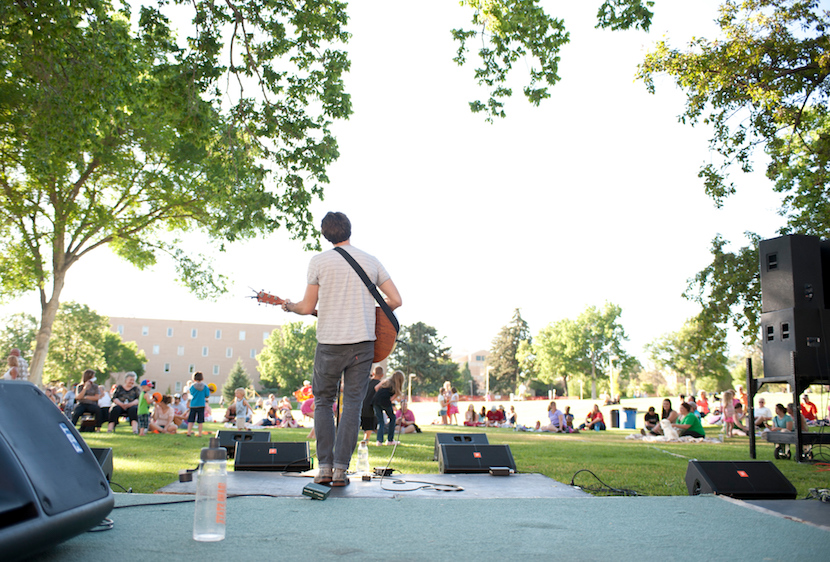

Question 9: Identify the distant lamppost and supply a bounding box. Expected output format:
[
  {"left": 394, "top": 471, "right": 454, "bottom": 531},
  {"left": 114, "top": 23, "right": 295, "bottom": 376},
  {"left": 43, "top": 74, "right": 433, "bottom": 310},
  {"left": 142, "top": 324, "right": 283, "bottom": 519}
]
[
  {"left": 485, "top": 366, "right": 494, "bottom": 401},
  {"left": 408, "top": 373, "right": 416, "bottom": 404}
]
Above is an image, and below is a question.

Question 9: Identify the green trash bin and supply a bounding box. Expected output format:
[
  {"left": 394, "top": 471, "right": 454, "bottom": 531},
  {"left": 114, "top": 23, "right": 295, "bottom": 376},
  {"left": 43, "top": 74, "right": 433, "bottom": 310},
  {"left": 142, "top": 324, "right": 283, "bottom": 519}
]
[{"left": 623, "top": 408, "right": 637, "bottom": 429}]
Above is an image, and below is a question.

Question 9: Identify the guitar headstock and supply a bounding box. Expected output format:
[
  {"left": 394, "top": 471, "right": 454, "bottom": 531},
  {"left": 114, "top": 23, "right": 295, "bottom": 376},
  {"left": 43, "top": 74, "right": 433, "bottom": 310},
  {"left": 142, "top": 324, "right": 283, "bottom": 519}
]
[{"left": 254, "top": 291, "right": 284, "bottom": 307}]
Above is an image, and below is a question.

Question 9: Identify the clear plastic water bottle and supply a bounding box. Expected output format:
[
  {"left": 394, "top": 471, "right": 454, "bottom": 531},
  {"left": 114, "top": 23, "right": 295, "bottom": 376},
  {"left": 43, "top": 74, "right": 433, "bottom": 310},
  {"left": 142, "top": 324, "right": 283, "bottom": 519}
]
[
  {"left": 193, "top": 437, "right": 227, "bottom": 542},
  {"left": 357, "top": 440, "right": 370, "bottom": 475}
]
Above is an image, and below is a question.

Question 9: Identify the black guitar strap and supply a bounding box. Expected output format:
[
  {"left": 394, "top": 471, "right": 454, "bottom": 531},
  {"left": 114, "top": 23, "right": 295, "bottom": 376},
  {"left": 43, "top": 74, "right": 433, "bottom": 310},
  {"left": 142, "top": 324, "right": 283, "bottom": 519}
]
[{"left": 333, "top": 246, "right": 400, "bottom": 333}]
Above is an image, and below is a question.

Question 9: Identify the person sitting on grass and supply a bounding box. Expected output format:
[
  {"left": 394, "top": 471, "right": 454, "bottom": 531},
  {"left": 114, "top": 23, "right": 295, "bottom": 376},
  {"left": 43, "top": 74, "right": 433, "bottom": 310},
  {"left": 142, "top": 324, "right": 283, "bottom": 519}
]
[
  {"left": 579, "top": 404, "right": 606, "bottom": 431},
  {"left": 485, "top": 405, "right": 505, "bottom": 427},
  {"left": 671, "top": 402, "right": 706, "bottom": 438},
  {"left": 643, "top": 406, "right": 659, "bottom": 433},
  {"left": 645, "top": 399, "right": 679, "bottom": 436},
  {"left": 537, "top": 401, "right": 568, "bottom": 432},
  {"left": 464, "top": 404, "right": 479, "bottom": 426},
  {"left": 395, "top": 400, "right": 419, "bottom": 434},
  {"left": 149, "top": 394, "right": 177, "bottom": 434}
]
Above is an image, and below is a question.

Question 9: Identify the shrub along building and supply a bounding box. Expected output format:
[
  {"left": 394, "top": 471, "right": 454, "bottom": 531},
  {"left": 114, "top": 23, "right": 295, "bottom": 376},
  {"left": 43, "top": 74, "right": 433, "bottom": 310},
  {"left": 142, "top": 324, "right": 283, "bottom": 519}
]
[{"left": 109, "top": 317, "right": 280, "bottom": 396}]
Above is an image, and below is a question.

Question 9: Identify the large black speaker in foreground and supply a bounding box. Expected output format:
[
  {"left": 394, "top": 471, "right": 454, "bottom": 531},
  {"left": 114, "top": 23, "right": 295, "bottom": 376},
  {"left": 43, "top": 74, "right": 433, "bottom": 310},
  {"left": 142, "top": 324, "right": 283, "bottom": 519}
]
[
  {"left": 433, "top": 433, "right": 490, "bottom": 461},
  {"left": 759, "top": 234, "right": 828, "bottom": 312},
  {"left": 233, "top": 441, "right": 312, "bottom": 472},
  {"left": 215, "top": 430, "right": 271, "bottom": 458},
  {"left": 438, "top": 444, "right": 516, "bottom": 474},
  {"left": 685, "top": 460, "right": 796, "bottom": 500},
  {"left": 0, "top": 381, "right": 114, "bottom": 561}
]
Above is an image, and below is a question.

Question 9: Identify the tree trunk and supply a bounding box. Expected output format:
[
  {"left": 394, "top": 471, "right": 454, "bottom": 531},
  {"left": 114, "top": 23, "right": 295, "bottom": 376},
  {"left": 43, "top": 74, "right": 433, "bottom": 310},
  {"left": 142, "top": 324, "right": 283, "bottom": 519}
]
[
  {"left": 590, "top": 360, "right": 597, "bottom": 400},
  {"left": 28, "top": 272, "right": 66, "bottom": 386}
]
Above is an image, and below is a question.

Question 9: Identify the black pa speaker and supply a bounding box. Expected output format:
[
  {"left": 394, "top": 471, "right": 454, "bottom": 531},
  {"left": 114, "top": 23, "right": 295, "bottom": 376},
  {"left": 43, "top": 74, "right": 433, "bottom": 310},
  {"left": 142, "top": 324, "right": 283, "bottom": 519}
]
[
  {"left": 433, "top": 433, "right": 490, "bottom": 461},
  {"left": 685, "top": 460, "right": 797, "bottom": 500},
  {"left": 90, "top": 447, "right": 114, "bottom": 482},
  {"left": 761, "top": 307, "right": 830, "bottom": 379},
  {"left": 214, "top": 430, "right": 271, "bottom": 458},
  {"left": 233, "top": 441, "right": 312, "bottom": 472},
  {"left": 759, "top": 234, "right": 826, "bottom": 313},
  {"left": 0, "top": 382, "right": 114, "bottom": 561},
  {"left": 438, "top": 444, "right": 516, "bottom": 474}
]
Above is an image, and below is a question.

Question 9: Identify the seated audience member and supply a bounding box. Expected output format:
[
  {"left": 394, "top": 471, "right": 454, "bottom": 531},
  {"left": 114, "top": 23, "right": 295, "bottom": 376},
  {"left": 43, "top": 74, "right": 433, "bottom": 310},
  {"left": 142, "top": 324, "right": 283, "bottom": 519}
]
[
  {"left": 753, "top": 398, "right": 773, "bottom": 429},
  {"left": 464, "top": 404, "right": 479, "bottom": 426},
  {"left": 671, "top": 402, "right": 706, "bottom": 438},
  {"left": 108, "top": 372, "right": 140, "bottom": 433},
  {"left": 485, "top": 405, "right": 505, "bottom": 427},
  {"left": 395, "top": 400, "right": 419, "bottom": 434},
  {"left": 788, "top": 403, "right": 809, "bottom": 432},
  {"left": 539, "top": 401, "right": 568, "bottom": 432},
  {"left": 97, "top": 384, "right": 111, "bottom": 423},
  {"left": 506, "top": 405, "right": 517, "bottom": 427},
  {"left": 254, "top": 406, "right": 279, "bottom": 427},
  {"left": 579, "top": 404, "right": 606, "bottom": 431},
  {"left": 770, "top": 403, "right": 793, "bottom": 432},
  {"left": 278, "top": 396, "right": 293, "bottom": 413},
  {"left": 732, "top": 403, "right": 751, "bottom": 436},
  {"left": 801, "top": 395, "right": 818, "bottom": 425},
  {"left": 648, "top": 399, "right": 679, "bottom": 435},
  {"left": 71, "top": 369, "right": 103, "bottom": 429},
  {"left": 149, "top": 394, "right": 177, "bottom": 434},
  {"left": 643, "top": 406, "right": 660, "bottom": 433},
  {"left": 171, "top": 393, "right": 188, "bottom": 428},
  {"left": 280, "top": 408, "right": 299, "bottom": 428},
  {"left": 223, "top": 403, "right": 237, "bottom": 424},
  {"left": 563, "top": 406, "right": 574, "bottom": 430},
  {"left": 687, "top": 400, "right": 701, "bottom": 419},
  {"left": 63, "top": 385, "right": 76, "bottom": 420},
  {"left": 479, "top": 406, "right": 487, "bottom": 425},
  {"left": 3, "top": 355, "right": 19, "bottom": 380}
]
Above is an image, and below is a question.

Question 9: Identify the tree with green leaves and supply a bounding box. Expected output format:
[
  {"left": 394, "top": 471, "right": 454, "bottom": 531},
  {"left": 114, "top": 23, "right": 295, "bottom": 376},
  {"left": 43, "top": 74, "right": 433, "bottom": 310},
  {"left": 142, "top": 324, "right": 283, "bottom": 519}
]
[
  {"left": 389, "top": 322, "right": 458, "bottom": 396},
  {"left": 636, "top": 1, "right": 830, "bottom": 344},
  {"left": 646, "top": 314, "right": 731, "bottom": 394},
  {"left": 257, "top": 321, "right": 316, "bottom": 392},
  {"left": 534, "top": 317, "right": 585, "bottom": 396},
  {"left": 222, "top": 359, "right": 253, "bottom": 404},
  {"left": 101, "top": 331, "right": 146, "bottom": 384},
  {"left": 43, "top": 302, "right": 108, "bottom": 385},
  {"left": 0, "top": 312, "right": 37, "bottom": 358},
  {"left": 488, "top": 309, "right": 532, "bottom": 394}
]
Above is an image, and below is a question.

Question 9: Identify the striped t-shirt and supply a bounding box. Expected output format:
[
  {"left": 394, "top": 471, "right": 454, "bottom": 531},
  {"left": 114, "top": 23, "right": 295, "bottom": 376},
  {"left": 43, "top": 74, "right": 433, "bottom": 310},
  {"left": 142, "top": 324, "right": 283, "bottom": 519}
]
[{"left": 307, "top": 245, "right": 390, "bottom": 345}]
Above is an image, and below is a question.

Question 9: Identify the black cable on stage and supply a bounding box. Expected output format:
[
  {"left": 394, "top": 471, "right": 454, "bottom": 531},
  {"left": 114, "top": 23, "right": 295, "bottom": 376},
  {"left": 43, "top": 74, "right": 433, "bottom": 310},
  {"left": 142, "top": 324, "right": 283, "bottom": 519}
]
[{"left": 569, "top": 468, "right": 644, "bottom": 496}]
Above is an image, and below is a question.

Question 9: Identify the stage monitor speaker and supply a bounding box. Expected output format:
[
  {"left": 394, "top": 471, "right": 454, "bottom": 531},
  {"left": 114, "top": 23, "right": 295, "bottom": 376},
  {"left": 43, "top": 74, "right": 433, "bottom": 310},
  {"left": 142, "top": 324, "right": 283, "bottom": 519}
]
[
  {"left": 759, "top": 234, "right": 826, "bottom": 313},
  {"left": 438, "top": 444, "right": 516, "bottom": 474},
  {"left": 90, "top": 447, "right": 114, "bottom": 482},
  {"left": 234, "top": 441, "right": 312, "bottom": 472},
  {"left": 0, "top": 381, "right": 114, "bottom": 561},
  {"left": 433, "top": 433, "right": 490, "bottom": 461},
  {"left": 215, "top": 430, "right": 271, "bottom": 458},
  {"left": 685, "top": 460, "right": 796, "bottom": 500},
  {"left": 761, "top": 308, "right": 830, "bottom": 379}
]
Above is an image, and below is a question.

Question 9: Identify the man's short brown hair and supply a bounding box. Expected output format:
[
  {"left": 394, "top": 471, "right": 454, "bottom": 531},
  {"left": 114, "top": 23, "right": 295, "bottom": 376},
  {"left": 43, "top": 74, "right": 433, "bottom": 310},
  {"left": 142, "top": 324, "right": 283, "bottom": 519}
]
[{"left": 321, "top": 212, "right": 351, "bottom": 244}]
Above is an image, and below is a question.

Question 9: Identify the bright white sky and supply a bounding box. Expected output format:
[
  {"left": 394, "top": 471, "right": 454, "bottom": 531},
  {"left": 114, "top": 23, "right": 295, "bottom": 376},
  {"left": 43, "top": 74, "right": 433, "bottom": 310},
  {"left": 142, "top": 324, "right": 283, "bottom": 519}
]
[{"left": 4, "top": 1, "right": 785, "bottom": 365}]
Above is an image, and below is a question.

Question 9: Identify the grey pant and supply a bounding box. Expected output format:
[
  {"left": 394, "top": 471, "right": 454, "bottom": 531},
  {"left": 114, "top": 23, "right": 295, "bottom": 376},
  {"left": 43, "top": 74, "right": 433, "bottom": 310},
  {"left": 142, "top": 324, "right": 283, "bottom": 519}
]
[{"left": 313, "top": 341, "right": 373, "bottom": 470}]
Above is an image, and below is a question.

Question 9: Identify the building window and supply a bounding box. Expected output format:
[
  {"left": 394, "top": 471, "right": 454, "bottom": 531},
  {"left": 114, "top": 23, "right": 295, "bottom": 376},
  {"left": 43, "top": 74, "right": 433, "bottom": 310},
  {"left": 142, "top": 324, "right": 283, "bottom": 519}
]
[
  {"left": 188, "top": 364, "right": 195, "bottom": 374},
  {"left": 225, "top": 347, "right": 233, "bottom": 358},
  {"left": 163, "top": 363, "right": 171, "bottom": 373},
  {"left": 175, "top": 381, "right": 182, "bottom": 392},
  {"left": 116, "top": 325, "right": 124, "bottom": 335},
  {"left": 215, "top": 329, "right": 222, "bottom": 340},
  {"left": 213, "top": 365, "right": 220, "bottom": 375},
  {"left": 142, "top": 326, "right": 149, "bottom": 336},
  {"left": 191, "top": 328, "right": 198, "bottom": 338},
  {"left": 239, "top": 330, "right": 246, "bottom": 341},
  {"left": 202, "top": 346, "right": 209, "bottom": 357},
  {"left": 177, "top": 346, "right": 185, "bottom": 356},
  {"left": 263, "top": 331, "right": 270, "bottom": 341},
  {"left": 250, "top": 349, "right": 256, "bottom": 359},
  {"left": 152, "top": 345, "right": 160, "bottom": 355}
]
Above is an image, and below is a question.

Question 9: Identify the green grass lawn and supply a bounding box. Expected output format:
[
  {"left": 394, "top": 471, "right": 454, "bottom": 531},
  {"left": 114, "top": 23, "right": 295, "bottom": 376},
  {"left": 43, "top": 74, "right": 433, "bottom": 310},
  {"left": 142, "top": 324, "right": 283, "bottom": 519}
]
[{"left": 82, "top": 422, "right": 830, "bottom": 498}]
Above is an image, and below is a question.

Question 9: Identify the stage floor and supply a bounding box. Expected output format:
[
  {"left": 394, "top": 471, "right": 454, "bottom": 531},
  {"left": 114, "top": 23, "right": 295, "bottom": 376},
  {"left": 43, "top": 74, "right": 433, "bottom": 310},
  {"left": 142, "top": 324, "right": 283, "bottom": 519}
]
[{"left": 158, "top": 471, "right": 590, "bottom": 499}]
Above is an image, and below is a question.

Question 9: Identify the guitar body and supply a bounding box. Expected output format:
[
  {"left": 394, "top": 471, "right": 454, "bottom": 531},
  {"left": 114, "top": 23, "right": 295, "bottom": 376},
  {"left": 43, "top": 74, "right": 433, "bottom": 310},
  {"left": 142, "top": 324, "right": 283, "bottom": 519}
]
[
  {"left": 254, "top": 291, "right": 397, "bottom": 363},
  {"left": 373, "top": 307, "right": 397, "bottom": 363}
]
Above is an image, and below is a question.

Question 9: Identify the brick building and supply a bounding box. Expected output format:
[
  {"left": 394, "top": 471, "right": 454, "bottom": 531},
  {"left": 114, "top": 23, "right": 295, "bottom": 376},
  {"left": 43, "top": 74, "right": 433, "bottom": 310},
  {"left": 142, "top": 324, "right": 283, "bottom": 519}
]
[{"left": 109, "top": 317, "right": 282, "bottom": 395}]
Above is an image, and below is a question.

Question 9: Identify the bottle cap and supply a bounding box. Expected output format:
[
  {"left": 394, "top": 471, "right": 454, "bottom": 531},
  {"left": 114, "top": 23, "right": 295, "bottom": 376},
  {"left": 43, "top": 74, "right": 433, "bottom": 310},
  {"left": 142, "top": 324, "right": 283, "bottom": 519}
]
[{"left": 200, "top": 437, "right": 227, "bottom": 461}]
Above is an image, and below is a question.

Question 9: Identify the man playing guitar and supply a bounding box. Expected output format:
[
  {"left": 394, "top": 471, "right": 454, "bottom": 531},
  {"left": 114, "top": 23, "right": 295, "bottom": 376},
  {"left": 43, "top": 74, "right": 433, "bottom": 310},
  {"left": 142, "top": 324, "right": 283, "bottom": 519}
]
[{"left": 282, "top": 212, "right": 402, "bottom": 487}]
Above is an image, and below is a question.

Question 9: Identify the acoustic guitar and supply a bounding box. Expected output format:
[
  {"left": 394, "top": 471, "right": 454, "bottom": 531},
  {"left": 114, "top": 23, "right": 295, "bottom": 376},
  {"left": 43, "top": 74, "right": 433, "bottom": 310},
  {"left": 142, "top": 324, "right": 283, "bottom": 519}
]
[{"left": 253, "top": 291, "right": 397, "bottom": 363}]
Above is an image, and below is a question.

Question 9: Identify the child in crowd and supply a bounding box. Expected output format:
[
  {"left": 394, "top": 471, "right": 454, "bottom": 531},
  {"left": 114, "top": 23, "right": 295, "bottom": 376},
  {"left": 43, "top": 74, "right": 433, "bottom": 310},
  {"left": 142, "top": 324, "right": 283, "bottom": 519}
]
[
  {"left": 233, "top": 387, "right": 252, "bottom": 430},
  {"left": 722, "top": 390, "right": 736, "bottom": 438},
  {"left": 136, "top": 379, "right": 156, "bottom": 436},
  {"left": 186, "top": 371, "right": 211, "bottom": 437}
]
